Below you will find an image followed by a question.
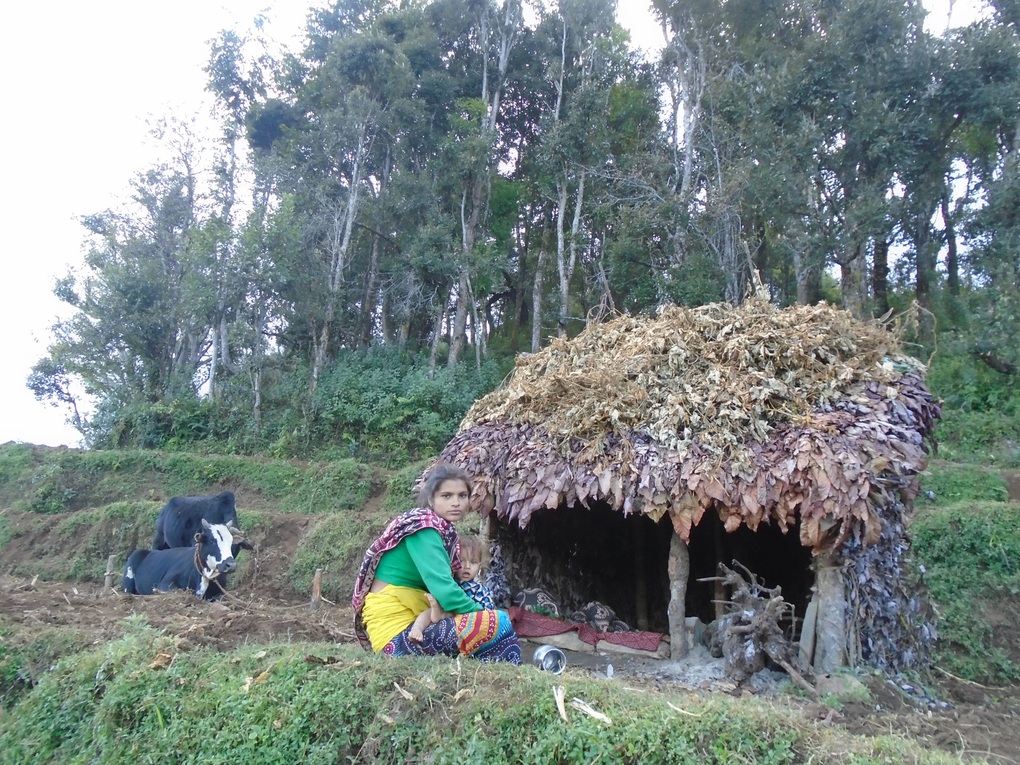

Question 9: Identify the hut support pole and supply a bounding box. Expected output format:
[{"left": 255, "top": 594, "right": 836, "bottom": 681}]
[
  {"left": 667, "top": 533, "right": 689, "bottom": 659},
  {"left": 810, "top": 553, "right": 847, "bottom": 672}
]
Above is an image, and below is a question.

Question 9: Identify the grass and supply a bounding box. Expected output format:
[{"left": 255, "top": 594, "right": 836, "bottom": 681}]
[
  {"left": 919, "top": 461, "right": 1009, "bottom": 503},
  {"left": 910, "top": 500, "right": 1020, "bottom": 684},
  {"left": 0, "top": 632, "right": 970, "bottom": 765},
  {"left": 0, "top": 444, "right": 381, "bottom": 517}
]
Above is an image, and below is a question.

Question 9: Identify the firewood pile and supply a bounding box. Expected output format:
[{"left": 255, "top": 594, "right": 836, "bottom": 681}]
[{"left": 440, "top": 299, "right": 940, "bottom": 552}]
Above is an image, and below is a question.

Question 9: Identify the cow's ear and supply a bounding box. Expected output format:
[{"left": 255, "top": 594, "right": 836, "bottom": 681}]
[{"left": 194, "top": 532, "right": 203, "bottom": 543}]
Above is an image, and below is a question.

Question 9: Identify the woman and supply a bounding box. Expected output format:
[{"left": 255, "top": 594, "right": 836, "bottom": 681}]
[{"left": 352, "top": 463, "right": 521, "bottom": 663}]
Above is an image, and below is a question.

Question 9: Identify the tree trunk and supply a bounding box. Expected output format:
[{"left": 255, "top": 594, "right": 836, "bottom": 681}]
[
  {"left": 428, "top": 292, "right": 450, "bottom": 380},
  {"left": 913, "top": 209, "right": 936, "bottom": 344},
  {"left": 532, "top": 222, "right": 552, "bottom": 352},
  {"left": 839, "top": 243, "right": 867, "bottom": 318},
  {"left": 872, "top": 238, "right": 890, "bottom": 317},
  {"left": 809, "top": 553, "right": 847, "bottom": 672},
  {"left": 941, "top": 188, "right": 959, "bottom": 298},
  {"left": 448, "top": 270, "right": 471, "bottom": 369}
]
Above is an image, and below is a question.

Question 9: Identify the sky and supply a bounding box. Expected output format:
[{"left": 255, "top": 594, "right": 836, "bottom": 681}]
[{"left": 0, "top": 0, "right": 982, "bottom": 449}]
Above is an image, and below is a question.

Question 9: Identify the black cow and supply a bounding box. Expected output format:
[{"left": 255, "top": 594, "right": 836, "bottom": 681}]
[
  {"left": 152, "top": 491, "right": 252, "bottom": 554},
  {"left": 123, "top": 520, "right": 236, "bottom": 600}
]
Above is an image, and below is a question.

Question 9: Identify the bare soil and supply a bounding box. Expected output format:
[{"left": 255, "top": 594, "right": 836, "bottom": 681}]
[{"left": 2, "top": 511, "right": 1020, "bottom": 763}]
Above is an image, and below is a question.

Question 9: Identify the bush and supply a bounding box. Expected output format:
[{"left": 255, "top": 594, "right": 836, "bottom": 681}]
[{"left": 911, "top": 502, "right": 1020, "bottom": 684}]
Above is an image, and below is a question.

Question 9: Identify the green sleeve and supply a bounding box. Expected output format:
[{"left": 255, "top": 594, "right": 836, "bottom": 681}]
[{"left": 404, "top": 530, "right": 482, "bottom": 614}]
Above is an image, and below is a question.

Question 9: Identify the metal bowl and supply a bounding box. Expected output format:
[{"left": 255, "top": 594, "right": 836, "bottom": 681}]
[{"left": 532, "top": 644, "right": 567, "bottom": 674}]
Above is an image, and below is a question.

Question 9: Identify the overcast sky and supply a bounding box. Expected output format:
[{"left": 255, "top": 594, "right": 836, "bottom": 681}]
[{"left": 0, "top": 0, "right": 981, "bottom": 448}]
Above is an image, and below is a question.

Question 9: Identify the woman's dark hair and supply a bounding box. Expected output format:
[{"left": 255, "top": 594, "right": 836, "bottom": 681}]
[{"left": 419, "top": 463, "right": 472, "bottom": 507}]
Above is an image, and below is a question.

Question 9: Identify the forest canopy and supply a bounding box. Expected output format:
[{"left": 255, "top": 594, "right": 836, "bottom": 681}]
[{"left": 28, "top": 0, "right": 1020, "bottom": 464}]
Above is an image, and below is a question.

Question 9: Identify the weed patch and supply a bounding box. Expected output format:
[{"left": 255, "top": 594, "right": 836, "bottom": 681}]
[
  {"left": 920, "top": 462, "right": 1009, "bottom": 503},
  {"left": 911, "top": 501, "right": 1020, "bottom": 684},
  {"left": 0, "top": 638, "right": 967, "bottom": 765}
]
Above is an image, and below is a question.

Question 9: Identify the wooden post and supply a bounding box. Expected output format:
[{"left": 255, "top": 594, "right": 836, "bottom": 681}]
[
  {"left": 104, "top": 554, "right": 118, "bottom": 590},
  {"left": 310, "top": 568, "right": 322, "bottom": 612},
  {"left": 811, "top": 553, "right": 847, "bottom": 672},
  {"left": 667, "top": 532, "right": 690, "bottom": 659}
]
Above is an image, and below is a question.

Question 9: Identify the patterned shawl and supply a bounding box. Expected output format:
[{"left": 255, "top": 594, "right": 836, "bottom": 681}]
[{"left": 352, "top": 507, "right": 461, "bottom": 650}]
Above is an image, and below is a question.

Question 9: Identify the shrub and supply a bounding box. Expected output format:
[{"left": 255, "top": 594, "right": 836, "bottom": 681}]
[{"left": 911, "top": 502, "right": 1020, "bottom": 684}]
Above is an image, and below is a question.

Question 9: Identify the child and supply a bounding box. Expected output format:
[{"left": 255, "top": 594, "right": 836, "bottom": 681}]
[
  {"left": 408, "top": 535, "right": 494, "bottom": 642},
  {"left": 455, "top": 535, "right": 495, "bottom": 609}
]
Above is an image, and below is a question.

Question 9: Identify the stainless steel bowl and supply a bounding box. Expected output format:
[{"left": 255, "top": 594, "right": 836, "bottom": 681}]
[{"left": 532, "top": 644, "right": 567, "bottom": 674}]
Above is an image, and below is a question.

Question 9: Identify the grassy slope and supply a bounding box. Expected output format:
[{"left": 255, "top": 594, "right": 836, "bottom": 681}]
[{"left": 1, "top": 444, "right": 1016, "bottom": 763}]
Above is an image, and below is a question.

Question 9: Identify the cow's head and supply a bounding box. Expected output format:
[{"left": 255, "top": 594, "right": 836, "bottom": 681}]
[
  {"left": 227, "top": 524, "right": 255, "bottom": 552},
  {"left": 196, "top": 519, "right": 237, "bottom": 582}
]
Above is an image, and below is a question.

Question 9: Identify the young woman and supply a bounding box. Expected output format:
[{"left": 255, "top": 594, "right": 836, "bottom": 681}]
[{"left": 351, "top": 464, "right": 521, "bottom": 663}]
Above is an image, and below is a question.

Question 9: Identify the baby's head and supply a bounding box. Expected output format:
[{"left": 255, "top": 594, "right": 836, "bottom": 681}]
[{"left": 456, "top": 535, "right": 488, "bottom": 583}]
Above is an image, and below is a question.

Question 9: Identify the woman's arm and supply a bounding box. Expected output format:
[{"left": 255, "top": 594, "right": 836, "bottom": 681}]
[{"left": 404, "top": 531, "right": 482, "bottom": 614}]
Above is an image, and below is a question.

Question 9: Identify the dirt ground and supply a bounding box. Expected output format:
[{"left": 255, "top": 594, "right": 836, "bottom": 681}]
[{"left": 2, "top": 511, "right": 1020, "bottom": 763}]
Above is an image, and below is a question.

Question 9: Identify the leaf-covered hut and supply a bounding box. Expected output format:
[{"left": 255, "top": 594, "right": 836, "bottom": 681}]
[{"left": 434, "top": 299, "right": 940, "bottom": 672}]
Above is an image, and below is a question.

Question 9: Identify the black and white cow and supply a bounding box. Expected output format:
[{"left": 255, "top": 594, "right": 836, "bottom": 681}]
[
  {"left": 152, "top": 491, "right": 252, "bottom": 555},
  {"left": 124, "top": 520, "right": 236, "bottom": 600}
]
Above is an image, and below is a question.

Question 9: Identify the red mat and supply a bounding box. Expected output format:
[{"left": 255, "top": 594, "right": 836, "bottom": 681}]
[{"left": 508, "top": 606, "right": 665, "bottom": 652}]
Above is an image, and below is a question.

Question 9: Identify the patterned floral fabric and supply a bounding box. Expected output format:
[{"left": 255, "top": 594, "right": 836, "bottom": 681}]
[
  {"left": 382, "top": 611, "right": 521, "bottom": 664},
  {"left": 459, "top": 579, "right": 495, "bottom": 609},
  {"left": 512, "top": 587, "right": 561, "bottom": 618},
  {"left": 484, "top": 545, "right": 512, "bottom": 609}
]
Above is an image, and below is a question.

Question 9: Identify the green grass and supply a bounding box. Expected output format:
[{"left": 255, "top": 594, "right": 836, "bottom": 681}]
[
  {"left": 911, "top": 501, "right": 1020, "bottom": 684},
  {"left": 919, "top": 461, "right": 1009, "bottom": 503},
  {"left": 0, "top": 625, "right": 99, "bottom": 712},
  {"left": 289, "top": 509, "right": 392, "bottom": 601},
  {"left": 0, "top": 632, "right": 968, "bottom": 765},
  {"left": 0, "top": 444, "right": 380, "bottom": 517},
  {"left": 933, "top": 411, "right": 1020, "bottom": 468}
]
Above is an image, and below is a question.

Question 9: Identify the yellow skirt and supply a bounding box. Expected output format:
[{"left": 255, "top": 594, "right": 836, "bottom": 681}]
[{"left": 362, "top": 585, "right": 430, "bottom": 652}]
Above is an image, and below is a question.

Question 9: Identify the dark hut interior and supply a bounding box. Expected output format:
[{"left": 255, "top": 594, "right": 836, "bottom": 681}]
[{"left": 492, "top": 501, "right": 815, "bottom": 639}]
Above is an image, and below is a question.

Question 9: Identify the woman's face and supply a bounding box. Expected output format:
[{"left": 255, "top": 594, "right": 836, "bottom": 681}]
[{"left": 431, "top": 479, "right": 470, "bottom": 523}]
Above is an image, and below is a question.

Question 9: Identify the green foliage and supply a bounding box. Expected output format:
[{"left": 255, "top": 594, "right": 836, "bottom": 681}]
[
  {"left": 933, "top": 411, "right": 1020, "bottom": 467},
  {"left": 288, "top": 505, "right": 391, "bottom": 600},
  {"left": 380, "top": 459, "right": 432, "bottom": 516},
  {"left": 927, "top": 341, "right": 1020, "bottom": 416},
  {"left": 911, "top": 502, "right": 1020, "bottom": 684},
  {"left": 257, "top": 458, "right": 378, "bottom": 515},
  {"left": 306, "top": 349, "right": 510, "bottom": 466},
  {"left": 920, "top": 462, "right": 1009, "bottom": 503},
  {"left": 0, "top": 627, "right": 95, "bottom": 711},
  {"left": 927, "top": 345, "right": 1020, "bottom": 466},
  {"left": 78, "top": 349, "right": 510, "bottom": 466},
  {"left": 0, "top": 638, "right": 965, "bottom": 765},
  {"left": 0, "top": 443, "right": 34, "bottom": 486},
  {"left": 0, "top": 444, "right": 378, "bottom": 518}
]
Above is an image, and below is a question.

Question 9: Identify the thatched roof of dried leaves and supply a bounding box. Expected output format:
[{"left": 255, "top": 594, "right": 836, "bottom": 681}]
[{"left": 437, "top": 299, "right": 940, "bottom": 553}]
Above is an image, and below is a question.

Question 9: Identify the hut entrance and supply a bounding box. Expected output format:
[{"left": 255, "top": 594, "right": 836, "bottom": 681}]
[
  {"left": 491, "top": 502, "right": 815, "bottom": 640},
  {"left": 686, "top": 513, "right": 814, "bottom": 637}
]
